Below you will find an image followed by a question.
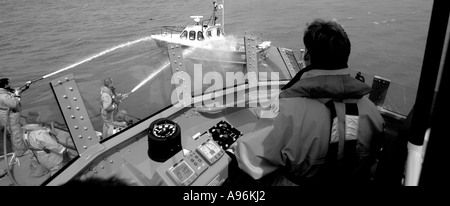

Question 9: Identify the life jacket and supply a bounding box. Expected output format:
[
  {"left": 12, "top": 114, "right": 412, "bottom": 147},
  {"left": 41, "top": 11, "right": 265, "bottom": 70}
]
[
  {"left": 321, "top": 100, "right": 368, "bottom": 184},
  {"left": 0, "top": 88, "right": 21, "bottom": 112},
  {"left": 277, "top": 99, "right": 377, "bottom": 186},
  {"left": 234, "top": 69, "right": 384, "bottom": 186},
  {"left": 100, "top": 86, "right": 119, "bottom": 123}
]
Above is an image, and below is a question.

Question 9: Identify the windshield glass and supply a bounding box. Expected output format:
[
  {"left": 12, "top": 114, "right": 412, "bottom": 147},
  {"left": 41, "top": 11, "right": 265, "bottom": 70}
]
[{"left": 0, "top": 0, "right": 431, "bottom": 186}]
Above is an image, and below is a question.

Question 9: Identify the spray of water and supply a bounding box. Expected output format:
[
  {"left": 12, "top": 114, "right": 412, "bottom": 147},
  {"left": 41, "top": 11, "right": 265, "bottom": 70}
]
[
  {"left": 42, "top": 36, "right": 154, "bottom": 79},
  {"left": 201, "top": 35, "right": 240, "bottom": 51},
  {"left": 130, "top": 47, "right": 197, "bottom": 93}
]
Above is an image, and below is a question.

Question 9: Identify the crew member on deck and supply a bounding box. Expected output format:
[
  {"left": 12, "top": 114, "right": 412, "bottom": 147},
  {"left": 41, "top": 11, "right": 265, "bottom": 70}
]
[
  {"left": 100, "top": 78, "right": 128, "bottom": 140},
  {"left": 108, "top": 110, "right": 131, "bottom": 137},
  {"left": 0, "top": 77, "right": 31, "bottom": 157}
]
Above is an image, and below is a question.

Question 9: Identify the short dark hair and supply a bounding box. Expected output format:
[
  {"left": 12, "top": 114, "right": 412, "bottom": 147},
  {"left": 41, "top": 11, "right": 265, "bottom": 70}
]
[
  {"left": 0, "top": 78, "right": 9, "bottom": 89},
  {"left": 104, "top": 78, "right": 113, "bottom": 87},
  {"left": 303, "top": 19, "right": 351, "bottom": 69}
]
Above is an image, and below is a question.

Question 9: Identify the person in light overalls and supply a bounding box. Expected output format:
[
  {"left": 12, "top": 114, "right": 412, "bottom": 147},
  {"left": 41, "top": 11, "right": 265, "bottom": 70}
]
[
  {"left": 0, "top": 78, "right": 31, "bottom": 157},
  {"left": 100, "top": 78, "right": 128, "bottom": 140}
]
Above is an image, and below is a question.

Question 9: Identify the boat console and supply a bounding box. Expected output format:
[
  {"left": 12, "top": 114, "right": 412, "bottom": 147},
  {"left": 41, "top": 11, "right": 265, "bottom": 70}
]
[
  {"left": 144, "top": 117, "right": 243, "bottom": 186},
  {"left": 153, "top": 122, "right": 238, "bottom": 186}
]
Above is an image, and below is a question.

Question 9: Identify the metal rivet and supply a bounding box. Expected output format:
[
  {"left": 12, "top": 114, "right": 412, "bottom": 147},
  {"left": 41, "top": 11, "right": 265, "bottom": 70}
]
[
  {"left": 83, "top": 146, "right": 87, "bottom": 149},
  {"left": 178, "top": 56, "right": 181, "bottom": 59},
  {"left": 88, "top": 136, "right": 92, "bottom": 140},
  {"left": 128, "top": 149, "right": 130, "bottom": 152},
  {"left": 71, "top": 115, "right": 75, "bottom": 119},
  {"left": 78, "top": 135, "right": 82, "bottom": 138},
  {"left": 65, "top": 77, "right": 69, "bottom": 81},
  {"left": 179, "top": 63, "right": 182, "bottom": 66},
  {"left": 63, "top": 95, "right": 67, "bottom": 99},
  {"left": 58, "top": 80, "right": 62, "bottom": 84},
  {"left": 76, "top": 107, "right": 80, "bottom": 110},
  {"left": 101, "top": 165, "right": 104, "bottom": 169},
  {"left": 171, "top": 46, "right": 174, "bottom": 49},
  {"left": 69, "top": 87, "right": 73, "bottom": 91},
  {"left": 110, "top": 160, "right": 113, "bottom": 164},
  {"left": 80, "top": 116, "right": 84, "bottom": 120},
  {"left": 94, "top": 170, "right": 97, "bottom": 174},
  {"left": 117, "top": 149, "right": 120, "bottom": 153},
  {"left": 84, "top": 127, "right": 88, "bottom": 130},
  {"left": 74, "top": 126, "right": 78, "bottom": 129},
  {"left": 67, "top": 106, "right": 71, "bottom": 109},
  {"left": 73, "top": 97, "right": 77, "bottom": 101}
]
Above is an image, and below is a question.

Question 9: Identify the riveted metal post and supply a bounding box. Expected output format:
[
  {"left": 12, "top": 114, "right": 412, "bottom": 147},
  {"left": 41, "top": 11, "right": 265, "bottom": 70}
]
[
  {"left": 244, "top": 35, "right": 258, "bottom": 82},
  {"left": 244, "top": 36, "right": 259, "bottom": 107},
  {"left": 167, "top": 44, "right": 189, "bottom": 104},
  {"left": 167, "top": 43, "right": 187, "bottom": 75},
  {"left": 50, "top": 74, "right": 99, "bottom": 153},
  {"left": 278, "top": 48, "right": 302, "bottom": 78}
]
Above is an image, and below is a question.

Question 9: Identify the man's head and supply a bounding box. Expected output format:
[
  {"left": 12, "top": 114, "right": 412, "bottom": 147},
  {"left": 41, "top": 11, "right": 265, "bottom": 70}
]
[
  {"left": 0, "top": 78, "right": 10, "bottom": 89},
  {"left": 25, "top": 111, "right": 41, "bottom": 124},
  {"left": 104, "top": 78, "right": 114, "bottom": 88},
  {"left": 303, "top": 19, "right": 351, "bottom": 70}
]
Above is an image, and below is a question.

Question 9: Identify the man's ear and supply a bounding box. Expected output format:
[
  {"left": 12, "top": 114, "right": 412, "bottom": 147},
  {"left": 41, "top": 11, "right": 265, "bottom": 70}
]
[{"left": 303, "top": 50, "right": 311, "bottom": 66}]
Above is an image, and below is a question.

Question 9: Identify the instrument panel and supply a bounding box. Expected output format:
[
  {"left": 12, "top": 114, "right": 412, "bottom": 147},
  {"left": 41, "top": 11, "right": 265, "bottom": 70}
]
[
  {"left": 207, "top": 120, "right": 243, "bottom": 150},
  {"left": 154, "top": 120, "right": 242, "bottom": 186}
]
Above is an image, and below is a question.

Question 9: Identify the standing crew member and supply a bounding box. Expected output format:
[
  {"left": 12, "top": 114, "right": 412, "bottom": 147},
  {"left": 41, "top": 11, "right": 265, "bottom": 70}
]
[
  {"left": 0, "top": 78, "right": 31, "bottom": 157},
  {"left": 100, "top": 78, "right": 128, "bottom": 139}
]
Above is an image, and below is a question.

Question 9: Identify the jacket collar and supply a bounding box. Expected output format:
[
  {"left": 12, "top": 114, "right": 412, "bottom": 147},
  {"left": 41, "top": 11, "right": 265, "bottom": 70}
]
[
  {"left": 280, "top": 68, "right": 371, "bottom": 100},
  {"left": 100, "top": 86, "right": 113, "bottom": 95}
]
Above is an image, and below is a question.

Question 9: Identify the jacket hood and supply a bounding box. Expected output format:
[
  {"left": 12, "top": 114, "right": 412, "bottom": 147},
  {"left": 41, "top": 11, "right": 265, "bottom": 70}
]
[{"left": 280, "top": 73, "right": 371, "bottom": 100}]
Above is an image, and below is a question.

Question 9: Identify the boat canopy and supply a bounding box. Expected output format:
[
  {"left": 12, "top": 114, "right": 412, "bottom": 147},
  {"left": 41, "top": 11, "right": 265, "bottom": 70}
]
[{"left": 180, "top": 25, "right": 225, "bottom": 42}]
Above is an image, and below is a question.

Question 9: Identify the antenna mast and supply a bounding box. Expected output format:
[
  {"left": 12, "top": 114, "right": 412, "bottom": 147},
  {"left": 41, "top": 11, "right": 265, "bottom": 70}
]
[
  {"left": 212, "top": 1, "right": 224, "bottom": 32},
  {"left": 222, "top": 0, "right": 224, "bottom": 33}
]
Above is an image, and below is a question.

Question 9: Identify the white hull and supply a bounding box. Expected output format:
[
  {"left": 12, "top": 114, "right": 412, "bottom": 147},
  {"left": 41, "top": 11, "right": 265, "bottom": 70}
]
[{"left": 151, "top": 34, "right": 241, "bottom": 53}]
